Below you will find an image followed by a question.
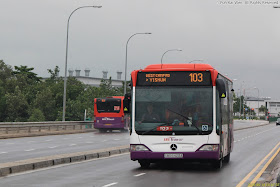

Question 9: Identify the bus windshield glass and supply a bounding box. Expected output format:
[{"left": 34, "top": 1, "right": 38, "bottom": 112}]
[
  {"left": 135, "top": 86, "right": 213, "bottom": 135},
  {"left": 96, "top": 98, "right": 121, "bottom": 113}
]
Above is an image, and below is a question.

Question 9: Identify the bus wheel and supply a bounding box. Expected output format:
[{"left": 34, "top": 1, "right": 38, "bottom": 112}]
[
  {"left": 213, "top": 159, "right": 222, "bottom": 169},
  {"left": 138, "top": 160, "right": 150, "bottom": 169},
  {"left": 99, "top": 129, "right": 106, "bottom": 133},
  {"left": 224, "top": 153, "right": 230, "bottom": 163}
]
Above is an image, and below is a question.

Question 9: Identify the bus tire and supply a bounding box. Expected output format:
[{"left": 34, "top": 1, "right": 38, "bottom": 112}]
[
  {"left": 224, "top": 153, "right": 230, "bottom": 163},
  {"left": 213, "top": 159, "right": 222, "bottom": 169},
  {"left": 99, "top": 129, "right": 106, "bottom": 133},
  {"left": 139, "top": 160, "right": 150, "bottom": 169}
]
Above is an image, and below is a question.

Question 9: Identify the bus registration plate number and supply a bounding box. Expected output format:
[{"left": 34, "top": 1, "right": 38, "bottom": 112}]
[{"left": 164, "top": 153, "right": 183, "bottom": 158}]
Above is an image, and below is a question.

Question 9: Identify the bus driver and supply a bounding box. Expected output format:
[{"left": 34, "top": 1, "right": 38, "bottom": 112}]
[{"left": 141, "top": 104, "right": 160, "bottom": 123}]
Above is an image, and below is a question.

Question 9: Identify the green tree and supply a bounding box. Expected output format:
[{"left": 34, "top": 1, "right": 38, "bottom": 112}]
[
  {"left": 47, "top": 66, "right": 60, "bottom": 83},
  {"left": 0, "top": 86, "right": 7, "bottom": 121},
  {"left": 0, "top": 60, "right": 13, "bottom": 89},
  {"left": 12, "top": 65, "right": 41, "bottom": 83},
  {"left": 259, "top": 105, "right": 267, "bottom": 113},
  {"left": 5, "top": 86, "right": 29, "bottom": 122},
  {"left": 32, "top": 87, "right": 57, "bottom": 121},
  {"left": 28, "top": 109, "right": 45, "bottom": 122},
  {"left": 67, "top": 77, "right": 86, "bottom": 101}
]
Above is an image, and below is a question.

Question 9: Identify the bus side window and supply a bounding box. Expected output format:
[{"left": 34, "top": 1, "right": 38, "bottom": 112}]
[{"left": 216, "top": 92, "right": 222, "bottom": 135}]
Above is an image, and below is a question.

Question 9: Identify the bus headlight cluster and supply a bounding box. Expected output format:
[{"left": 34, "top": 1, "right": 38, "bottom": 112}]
[
  {"left": 130, "top": 145, "right": 149, "bottom": 151},
  {"left": 198, "top": 145, "right": 219, "bottom": 151}
]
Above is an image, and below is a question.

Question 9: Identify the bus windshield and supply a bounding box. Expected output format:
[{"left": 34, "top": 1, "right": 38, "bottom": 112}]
[
  {"left": 96, "top": 98, "right": 121, "bottom": 113},
  {"left": 135, "top": 86, "right": 213, "bottom": 135}
]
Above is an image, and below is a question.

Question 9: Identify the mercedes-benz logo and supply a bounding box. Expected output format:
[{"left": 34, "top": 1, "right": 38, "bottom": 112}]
[{"left": 170, "top": 144, "right": 177, "bottom": 151}]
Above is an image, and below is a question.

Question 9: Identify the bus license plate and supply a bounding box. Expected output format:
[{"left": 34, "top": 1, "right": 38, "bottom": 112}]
[
  {"left": 105, "top": 124, "right": 112, "bottom": 126},
  {"left": 164, "top": 153, "right": 183, "bottom": 158}
]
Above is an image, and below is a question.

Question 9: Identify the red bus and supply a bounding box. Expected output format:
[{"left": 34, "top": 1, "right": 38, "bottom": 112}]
[
  {"left": 94, "top": 96, "right": 128, "bottom": 133},
  {"left": 125, "top": 64, "right": 234, "bottom": 169}
]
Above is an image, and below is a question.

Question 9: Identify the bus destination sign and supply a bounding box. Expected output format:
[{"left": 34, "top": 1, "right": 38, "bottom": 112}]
[{"left": 137, "top": 71, "right": 211, "bottom": 86}]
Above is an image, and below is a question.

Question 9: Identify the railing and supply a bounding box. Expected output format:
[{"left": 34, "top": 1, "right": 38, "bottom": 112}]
[{"left": 0, "top": 121, "right": 94, "bottom": 134}]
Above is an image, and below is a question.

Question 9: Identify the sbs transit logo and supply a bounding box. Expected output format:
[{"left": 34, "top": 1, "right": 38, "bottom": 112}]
[{"left": 164, "top": 137, "right": 183, "bottom": 142}]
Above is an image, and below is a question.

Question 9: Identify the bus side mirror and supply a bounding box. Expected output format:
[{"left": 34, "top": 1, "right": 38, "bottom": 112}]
[
  {"left": 216, "top": 78, "right": 226, "bottom": 98},
  {"left": 123, "top": 93, "right": 131, "bottom": 113}
]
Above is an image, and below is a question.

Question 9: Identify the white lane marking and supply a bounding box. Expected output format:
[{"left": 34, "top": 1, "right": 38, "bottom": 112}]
[
  {"left": 102, "top": 140, "right": 107, "bottom": 142},
  {"left": 114, "top": 139, "right": 120, "bottom": 141},
  {"left": 102, "top": 182, "right": 118, "bottom": 187},
  {"left": 0, "top": 152, "right": 7, "bottom": 154},
  {"left": 134, "top": 173, "right": 146, "bottom": 177},
  {"left": 69, "top": 144, "right": 76, "bottom": 146},
  {"left": 45, "top": 139, "right": 52, "bottom": 142},
  {"left": 48, "top": 146, "right": 58, "bottom": 149},
  {"left": 234, "top": 141, "right": 237, "bottom": 143},
  {"left": 24, "top": 149, "right": 35, "bottom": 152},
  {"left": 77, "top": 137, "right": 82, "bottom": 139},
  {"left": 0, "top": 153, "right": 129, "bottom": 179},
  {"left": 235, "top": 126, "right": 278, "bottom": 143}
]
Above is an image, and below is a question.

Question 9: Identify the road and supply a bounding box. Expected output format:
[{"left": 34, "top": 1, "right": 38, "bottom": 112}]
[
  {"left": 0, "top": 121, "right": 278, "bottom": 187},
  {"left": 0, "top": 120, "right": 264, "bottom": 164},
  {"left": 0, "top": 131, "right": 129, "bottom": 163}
]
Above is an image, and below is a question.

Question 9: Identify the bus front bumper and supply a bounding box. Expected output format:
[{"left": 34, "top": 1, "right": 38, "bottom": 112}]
[{"left": 130, "top": 150, "right": 219, "bottom": 160}]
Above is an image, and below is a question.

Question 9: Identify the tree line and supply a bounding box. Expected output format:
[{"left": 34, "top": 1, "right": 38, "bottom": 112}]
[{"left": 0, "top": 60, "right": 126, "bottom": 122}]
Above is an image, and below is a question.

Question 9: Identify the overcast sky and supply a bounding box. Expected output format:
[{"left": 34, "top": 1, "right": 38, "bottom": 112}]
[{"left": 0, "top": 0, "right": 279, "bottom": 99}]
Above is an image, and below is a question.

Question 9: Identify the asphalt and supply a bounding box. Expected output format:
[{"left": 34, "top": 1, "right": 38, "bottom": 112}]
[
  {"left": 0, "top": 131, "right": 129, "bottom": 163},
  {"left": 0, "top": 121, "right": 278, "bottom": 187},
  {"left": 0, "top": 120, "right": 267, "bottom": 164}
]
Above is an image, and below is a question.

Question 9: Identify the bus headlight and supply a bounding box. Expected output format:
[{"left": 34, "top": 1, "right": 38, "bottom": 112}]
[
  {"left": 130, "top": 145, "right": 149, "bottom": 151},
  {"left": 198, "top": 145, "right": 219, "bottom": 151}
]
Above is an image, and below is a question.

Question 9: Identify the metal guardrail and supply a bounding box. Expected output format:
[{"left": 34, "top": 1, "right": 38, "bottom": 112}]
[{"left": 0, "top": 121, "right": 94, "bottom": 134}]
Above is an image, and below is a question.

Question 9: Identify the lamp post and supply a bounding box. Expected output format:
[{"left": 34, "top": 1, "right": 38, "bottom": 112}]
[
  {"left": 62, "top": 5, "right": 102, "bottom": 121},
  {"left": 124, "top": 32, "right": 151, "bottom": 95},
  {"left": 160, "top": 49, "right": 182, "bottom": 68},
  {"left": 254, "top": 87, "right": 260, "bottom": 118},
  {"left": 188, "top": 59, "right": 203, "bottom": 63},
  {"left": 239, "top": 81, "right": 244, "bottom": 119}
]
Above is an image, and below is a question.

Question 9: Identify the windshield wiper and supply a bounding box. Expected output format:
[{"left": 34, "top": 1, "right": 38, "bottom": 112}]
[
  {"left": 167, "top": 108, "right": 201, "bottom": 134},
  {"left": 141, "top": 123, "right": 172, "bottom": 135}
]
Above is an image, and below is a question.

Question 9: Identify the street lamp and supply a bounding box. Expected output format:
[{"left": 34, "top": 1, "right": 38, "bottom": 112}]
[
  {"left": 124, "top": 32, "right": 152, "bottom": 95},
  {"left": 62, "top": 5, "right": 102, "bottom": 121},
  {"left": 239, "top": 81, "right": 245, "bottom": 119},
  {"left": 161, "top": 49, "right": 182, "bottom": 68},
  {"left": 254, "top": 87, "right": 260, "bottom": 118},
  {"left": 188, "top": 59, "right": 203, "bottom": 63}
]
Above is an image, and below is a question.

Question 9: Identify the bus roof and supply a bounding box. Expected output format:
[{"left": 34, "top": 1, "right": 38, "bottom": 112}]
[
  {"left": 144, "top": 64, "right": 214, "bottom": 71},
  {"left": 131, "top": 63, "right": 232, "bottom": 86}
]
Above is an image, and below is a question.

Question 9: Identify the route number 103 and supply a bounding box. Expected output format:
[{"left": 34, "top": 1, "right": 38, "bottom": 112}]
[{"left": 189, "top": 73, "right": 203, "bottom": 82}]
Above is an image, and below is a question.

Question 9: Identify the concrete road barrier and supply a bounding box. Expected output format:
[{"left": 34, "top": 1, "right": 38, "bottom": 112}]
[
  {"left": 0, "top": 145, "right": 129, "bottom": 177},
  {"left": 0, "top": 121, "right": 95, "bottom": 139},
  {"left": 234, "top": 120, "right": 269, "bottom": 131}
]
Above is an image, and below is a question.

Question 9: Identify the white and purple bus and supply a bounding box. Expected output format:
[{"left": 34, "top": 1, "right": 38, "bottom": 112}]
[
  {"left": 124, "top": 64, "right": 233, "bottom": 169},
  {"left": 94, "top": 96, "right": 128, "bottom": 133}
]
